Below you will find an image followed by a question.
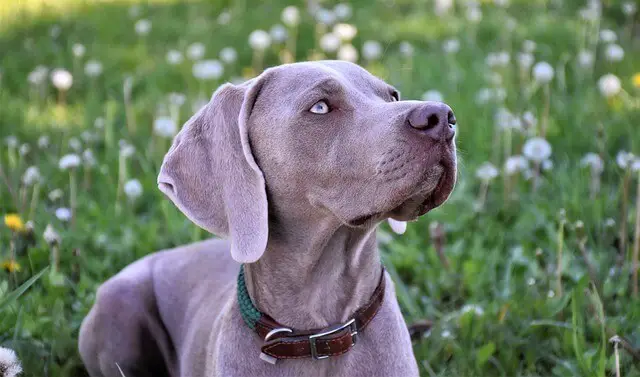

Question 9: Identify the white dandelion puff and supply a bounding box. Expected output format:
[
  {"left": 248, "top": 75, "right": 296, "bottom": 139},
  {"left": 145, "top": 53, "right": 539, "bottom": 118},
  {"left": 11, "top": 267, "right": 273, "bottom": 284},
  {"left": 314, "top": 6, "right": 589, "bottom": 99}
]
[
  {"left": 43, "top": 224, "right": 61, "bottom": 245},
  {"left": 248, "top": 30, "right": 271, "bottom": 51},
  {"left": 333, "top": 23, "right": 357, "bottom": 41},
  {"left": 55, "top": 207, "right": 72, "bottom": 222},
  {"left": 50, "top": 69, "right": 73, "bottom": 90},
  {"left": 616, "top": 151, "right": 635, "bottom": 169},
  {"left": 422, "top": 90, "right": 444, "bottom": 102},
  {"left": 153, "top": 117, "right": 178, "bottom": 138},
  {"left": 28, "top": 66, "right": 48, "bottom": 85},
  {"left": 532, "top": 62, "right": 554, "bottom": 83},
  {"left": 604, "top": 44, "right": 624, "bottom": 62},
  {"left": 219, "top": 47, "right": 237, "bottom": 64},
  {"left": 281, "top": 6, "right": 300, "bottom": 27},
  {"left": 523, "top": 137, "right": 552, "bottom": 162},
  {"left": 599, "top": 29, "right": 617, "bottom": 43},
  {"left": 333, "top": 3, "right": 352, "bottom": 20},
  {"left": 72, "top": 43, "right": 86, "bottom": 58},
  {"left": 522, "top": 40, "right": 536, "bottom": 53},
  {"left": 83, "top": 149, "right": 96, "bottom": 167},
  {"left": 134, "top": 19, "right": 152, "bottom": 36},
  {"left": 399, "top": 41, "right": 414, "bottom": 57},
  {"left": 58, "top": 154, "right": 81, "bottom": 170},
  {"left": 577, "top": 50, "right": 594, "bottom": 68},
  {"left": 22, "top": 166, "right": 42, "bottom": 186},
  {"left": 48, "top": 189, "right": 64, "bottom": 201},
  {"left": 337, "top": 44, "right": 358, "bottom": 62},
  {"left": 319, "top": 33, "right": 341, "bottom": 53},
  {"left": 124, "top": 179, "right": 143, "bottom": 200},
  {"left": 192, "top": 60, "right": 224, "bottom": 81},
  {"left": 362, "top": 40, "right": 382, "bottom": 61},
  {"left": 166, "top": 49, "right": 184, "bottom": 65},
  {"left": 476, "top": 162, "right": 499, "bottom": 181},
  {"left": 84, "top": 60, "right": 103, "bottom": 77},
  {"left": 442, "top": 38, "right": 460, "bottom": 54},
  {"left": 187, "top": 43, "right": 205, "bottom": 61},
  {"left": 504, "top": 155, "right": 529, "bottom": 175},
  {"left": 269, "top": 24, "right": 288, "bottom": 43},
  {"left": 0, "top": 346, "right": 22, "bottom": 377},
  {"left": 38, "top": 135, "right": 50, "bottom": 149},
  {"left": 598, "top": 74, "right": 621, "bottom": 98},
  {"left": 580, "top": 153, "right": 604, "bottom": 173}
]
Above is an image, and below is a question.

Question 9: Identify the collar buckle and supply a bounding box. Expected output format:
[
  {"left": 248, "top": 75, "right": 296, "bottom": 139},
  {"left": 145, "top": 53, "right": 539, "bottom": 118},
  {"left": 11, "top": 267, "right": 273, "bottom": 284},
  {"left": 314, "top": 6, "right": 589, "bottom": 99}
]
[{"left": 309, "top": 318, "right": 358, "bottom": 360}]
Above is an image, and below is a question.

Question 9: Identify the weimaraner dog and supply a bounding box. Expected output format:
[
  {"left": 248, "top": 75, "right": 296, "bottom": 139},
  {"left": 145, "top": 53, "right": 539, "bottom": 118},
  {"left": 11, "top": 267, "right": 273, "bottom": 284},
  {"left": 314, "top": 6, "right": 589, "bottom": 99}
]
[{"left": 78, "top": 60, "right": 457, "bottom": 377}]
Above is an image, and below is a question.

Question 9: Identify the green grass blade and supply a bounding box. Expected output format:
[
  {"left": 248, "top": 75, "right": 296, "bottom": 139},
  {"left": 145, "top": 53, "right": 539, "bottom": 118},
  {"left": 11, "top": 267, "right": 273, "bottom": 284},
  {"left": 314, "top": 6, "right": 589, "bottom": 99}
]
[{"left": 0, "top": 267, "right": 49, "bottom": 312}]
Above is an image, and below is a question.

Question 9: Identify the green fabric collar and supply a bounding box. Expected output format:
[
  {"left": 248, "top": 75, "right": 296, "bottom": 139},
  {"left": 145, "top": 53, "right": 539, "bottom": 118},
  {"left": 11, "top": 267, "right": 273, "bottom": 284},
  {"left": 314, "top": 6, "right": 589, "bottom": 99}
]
[{"left": 237, "top": 264, "right": 262, "bottom": 330}]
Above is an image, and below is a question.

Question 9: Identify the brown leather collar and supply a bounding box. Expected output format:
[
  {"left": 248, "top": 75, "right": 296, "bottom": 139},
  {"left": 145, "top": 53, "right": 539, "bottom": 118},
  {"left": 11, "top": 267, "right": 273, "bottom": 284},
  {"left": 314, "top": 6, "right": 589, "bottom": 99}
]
[{"left": 244, "top": 268, "right": 386, "bottom": 362}]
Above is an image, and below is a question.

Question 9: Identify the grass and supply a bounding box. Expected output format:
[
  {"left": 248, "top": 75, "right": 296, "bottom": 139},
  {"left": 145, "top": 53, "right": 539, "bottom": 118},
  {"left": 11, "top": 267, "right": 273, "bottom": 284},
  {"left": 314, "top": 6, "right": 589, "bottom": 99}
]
[{"left": 1, "top": 0, "right": 639, "bottom": 376}]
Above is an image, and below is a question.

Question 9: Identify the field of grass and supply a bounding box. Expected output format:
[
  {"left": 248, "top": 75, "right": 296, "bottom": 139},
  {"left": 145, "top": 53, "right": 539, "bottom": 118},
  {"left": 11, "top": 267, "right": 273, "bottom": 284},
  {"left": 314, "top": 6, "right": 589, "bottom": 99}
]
[{"left": 1, "top": 0, "right": 640, "bottom": 376}]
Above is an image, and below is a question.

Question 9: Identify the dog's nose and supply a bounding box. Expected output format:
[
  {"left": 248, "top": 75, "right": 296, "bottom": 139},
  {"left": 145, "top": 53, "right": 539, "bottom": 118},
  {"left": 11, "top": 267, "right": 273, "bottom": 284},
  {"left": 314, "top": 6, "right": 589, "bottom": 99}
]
[{"left": 408, "top": 102, "right": 456, "bottom": 141}]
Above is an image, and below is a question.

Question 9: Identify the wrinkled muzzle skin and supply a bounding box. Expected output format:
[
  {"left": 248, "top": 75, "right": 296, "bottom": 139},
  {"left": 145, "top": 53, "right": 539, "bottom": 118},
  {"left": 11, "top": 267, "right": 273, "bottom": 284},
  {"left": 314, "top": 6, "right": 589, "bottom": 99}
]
[{"left": 248, "top": 61, "right": 457, "bottom": 228}]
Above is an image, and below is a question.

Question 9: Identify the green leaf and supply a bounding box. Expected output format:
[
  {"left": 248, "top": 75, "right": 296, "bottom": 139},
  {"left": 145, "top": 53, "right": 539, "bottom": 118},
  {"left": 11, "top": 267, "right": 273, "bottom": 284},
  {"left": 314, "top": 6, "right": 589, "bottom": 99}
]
[
  {"left": 0, "top": 267, "right": 49, "bottom": 312},
  {"left": 475, "top": 342, "right": 496, "bottom": 370}
]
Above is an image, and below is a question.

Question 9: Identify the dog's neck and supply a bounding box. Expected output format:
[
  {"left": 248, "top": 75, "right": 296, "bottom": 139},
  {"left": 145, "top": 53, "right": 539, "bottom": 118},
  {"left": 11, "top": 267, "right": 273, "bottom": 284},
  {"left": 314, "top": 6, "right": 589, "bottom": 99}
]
[{"left": 244, "top": 213, "right": 382, "bottom": 330}]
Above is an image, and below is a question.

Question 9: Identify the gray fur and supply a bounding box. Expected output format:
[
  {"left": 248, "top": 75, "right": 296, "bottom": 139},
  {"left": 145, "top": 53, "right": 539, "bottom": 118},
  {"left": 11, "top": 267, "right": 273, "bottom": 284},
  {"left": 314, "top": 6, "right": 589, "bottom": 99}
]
[{"left": 79, "top": 61, "right": 457, "bottom": 377}]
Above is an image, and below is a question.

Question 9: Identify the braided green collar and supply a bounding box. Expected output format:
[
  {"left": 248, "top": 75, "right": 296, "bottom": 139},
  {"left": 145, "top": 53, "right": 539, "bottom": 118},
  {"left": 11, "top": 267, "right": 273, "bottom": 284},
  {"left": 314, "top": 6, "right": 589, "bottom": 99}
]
[{"left": 237, "top": 265, "right": 261, "bottom": 330}]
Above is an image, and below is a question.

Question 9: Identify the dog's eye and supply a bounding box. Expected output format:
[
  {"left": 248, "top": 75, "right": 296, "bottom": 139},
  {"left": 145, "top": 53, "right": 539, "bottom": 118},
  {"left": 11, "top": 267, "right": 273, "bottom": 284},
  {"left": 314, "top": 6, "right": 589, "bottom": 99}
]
[
  {"left": 309, "top": 100, "right": 330, "bottom": 114},
  {"left": 391, "top": 90, "right": 400, "bottom": 102}
]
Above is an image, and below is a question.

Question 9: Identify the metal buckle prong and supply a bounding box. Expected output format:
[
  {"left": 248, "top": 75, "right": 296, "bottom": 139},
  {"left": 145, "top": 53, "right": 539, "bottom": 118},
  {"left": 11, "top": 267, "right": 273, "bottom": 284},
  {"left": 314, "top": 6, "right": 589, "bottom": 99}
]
[{"left": 309, "top": 318, "right": 358, "bottom": 360}]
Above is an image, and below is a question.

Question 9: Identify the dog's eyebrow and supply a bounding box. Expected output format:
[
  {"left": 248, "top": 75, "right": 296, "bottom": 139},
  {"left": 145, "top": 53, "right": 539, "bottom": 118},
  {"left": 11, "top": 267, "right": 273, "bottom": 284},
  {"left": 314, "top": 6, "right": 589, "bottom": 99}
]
[{"left": 311, "top": 78, "right": 345, "bottom": 96}]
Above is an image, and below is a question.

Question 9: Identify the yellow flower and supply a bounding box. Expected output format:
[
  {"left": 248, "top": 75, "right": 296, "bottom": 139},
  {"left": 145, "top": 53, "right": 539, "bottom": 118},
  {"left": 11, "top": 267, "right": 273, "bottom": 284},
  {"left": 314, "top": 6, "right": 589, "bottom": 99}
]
[
  {"left": 2, "top": 260, "right": 21, "bottom": 273},
  {"left": 4, "top": 214, "right": 25, "bottom": 232},
  {"left": 632, "top": 73, "right": 640, "bottom": 88}
]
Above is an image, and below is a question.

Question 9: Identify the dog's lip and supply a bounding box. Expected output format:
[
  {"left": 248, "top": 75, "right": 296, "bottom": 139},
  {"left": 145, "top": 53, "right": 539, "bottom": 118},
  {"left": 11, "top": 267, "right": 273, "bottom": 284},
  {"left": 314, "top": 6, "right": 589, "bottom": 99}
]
[{"left": 416, "top": 163, "right": 456, "bottom": 216}]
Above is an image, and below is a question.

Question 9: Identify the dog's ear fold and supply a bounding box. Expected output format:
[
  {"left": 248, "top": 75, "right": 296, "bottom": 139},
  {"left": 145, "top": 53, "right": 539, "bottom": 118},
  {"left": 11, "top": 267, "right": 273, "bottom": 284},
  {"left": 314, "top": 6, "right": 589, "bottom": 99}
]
[{"left": 158, "top": 76, "right": 269, "bottom": 263}]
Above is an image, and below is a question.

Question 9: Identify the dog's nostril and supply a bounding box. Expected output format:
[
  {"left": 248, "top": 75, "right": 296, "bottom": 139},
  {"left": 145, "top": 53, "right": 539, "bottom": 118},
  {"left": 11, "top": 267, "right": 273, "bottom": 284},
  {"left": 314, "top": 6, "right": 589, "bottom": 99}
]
[
  {"left": 427, "top": 114, "right": 439, "bottom": 129},
  {"left": 447, "top": 111, "right": 456, "bottom": 126}
]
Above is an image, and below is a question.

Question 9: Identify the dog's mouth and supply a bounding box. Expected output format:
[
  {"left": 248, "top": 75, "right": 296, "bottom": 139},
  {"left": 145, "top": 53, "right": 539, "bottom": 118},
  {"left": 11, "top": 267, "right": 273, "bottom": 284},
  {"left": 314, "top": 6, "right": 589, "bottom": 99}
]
[{"left": 347, "top": 159, "right": 456, "bottom": 227}]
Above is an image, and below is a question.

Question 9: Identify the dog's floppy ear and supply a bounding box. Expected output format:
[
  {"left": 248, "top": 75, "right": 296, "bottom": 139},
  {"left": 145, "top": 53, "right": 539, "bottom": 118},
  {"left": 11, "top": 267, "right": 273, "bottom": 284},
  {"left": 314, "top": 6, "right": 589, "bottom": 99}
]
[{"left": 158, "top": 75, "right": 269, "bottom": 263}]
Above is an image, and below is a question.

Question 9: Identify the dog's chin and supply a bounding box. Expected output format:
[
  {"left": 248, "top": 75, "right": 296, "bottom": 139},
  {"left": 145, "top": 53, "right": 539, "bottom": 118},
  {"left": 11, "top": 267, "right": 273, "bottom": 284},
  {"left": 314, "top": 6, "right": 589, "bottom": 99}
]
[
  {"left": 344, "top": 162, "right": 456, "bottom": 228},
  {"left": 387, "top": 163, "right": 456, "bottom": 222}
]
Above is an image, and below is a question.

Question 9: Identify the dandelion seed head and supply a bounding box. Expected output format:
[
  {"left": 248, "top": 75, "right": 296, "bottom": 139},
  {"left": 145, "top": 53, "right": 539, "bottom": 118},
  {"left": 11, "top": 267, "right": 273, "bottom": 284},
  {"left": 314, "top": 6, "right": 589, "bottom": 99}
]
[{"left": 59, "top": 154, "right": 81, "bottom": 170}]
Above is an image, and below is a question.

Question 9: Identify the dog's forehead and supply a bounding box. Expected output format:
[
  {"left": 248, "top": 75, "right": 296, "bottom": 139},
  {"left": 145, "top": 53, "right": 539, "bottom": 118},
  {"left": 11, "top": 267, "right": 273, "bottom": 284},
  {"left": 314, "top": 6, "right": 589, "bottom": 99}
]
[{"left": 269, "top": 61, "right": 388, "bottom": 91}]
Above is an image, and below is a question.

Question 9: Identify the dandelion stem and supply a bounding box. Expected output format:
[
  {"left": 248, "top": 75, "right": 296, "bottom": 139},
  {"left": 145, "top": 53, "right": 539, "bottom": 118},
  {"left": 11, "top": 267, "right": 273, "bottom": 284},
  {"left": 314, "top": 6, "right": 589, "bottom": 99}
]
[
  {"left": 578, "top": 235, "right": 601, "bottom": 296},
  {"left": 51, "top": 244, "right": 59, "bottom": 275},
  {"left": 69, "top": 170, "right": 77, "bottom": 228},
  {"left": 632, "top": 171, "right": 640, "bottom": 298},
  {"left": 541, "top": 84, "right": 550, "bottom": 138},
  {"left": 83, "top": 164, "right": 91, "bottom": 190},
  {"left": 58, "top": 89, "right": 66, "bottom": 106},
  {"left": 611, "top": 337, "right": 621, "bottom": 377},
  {"left": 619, "top": 169, "right": 631, "bottom": 266},
  {"left": 124, "top": 76, "right": 136, "bottom": 134},
  {"left": 28, "top": 182, "right": 40, "bottom": 221},
  {"left": 532, "top": 162, "right": 541, "bottom": 193},
  {"left": 285, "top": 26, "right": 298, "bottom": 63},
  {"left": 556, "top": 215, "right": 566, "bottom": 297},
  {"left": 116, "top": 153, "right": 127, "bottom": 215},
  {"left": 252, "top": 50, "right": 264, "bottom": 74},
  {"left": 105, "top": 101, "right": 116, "bottom": 150},
  {"left": 589, "top": 167, "right": 601, "bottom": 200},
  {"left": 0, "top": 162, "right": 18, "bottom": 204},
  {"left": 477, "top": 180, "right": 489, "bottom": 211}
]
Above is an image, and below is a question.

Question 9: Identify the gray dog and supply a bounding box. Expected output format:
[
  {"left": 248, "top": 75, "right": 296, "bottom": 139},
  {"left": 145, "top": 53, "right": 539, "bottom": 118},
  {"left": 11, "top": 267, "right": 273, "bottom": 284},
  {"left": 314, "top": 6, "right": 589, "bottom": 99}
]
[{"left": 78, "top": 60, "right": 457, "bottom": 377}]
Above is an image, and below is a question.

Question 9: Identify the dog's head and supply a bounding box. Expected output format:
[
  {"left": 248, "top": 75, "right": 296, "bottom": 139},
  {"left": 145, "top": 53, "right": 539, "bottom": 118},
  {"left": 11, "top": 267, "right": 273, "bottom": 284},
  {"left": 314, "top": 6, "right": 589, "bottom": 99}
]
[{"left": 158, "top": 61, "right": 457, "bottom": 263}]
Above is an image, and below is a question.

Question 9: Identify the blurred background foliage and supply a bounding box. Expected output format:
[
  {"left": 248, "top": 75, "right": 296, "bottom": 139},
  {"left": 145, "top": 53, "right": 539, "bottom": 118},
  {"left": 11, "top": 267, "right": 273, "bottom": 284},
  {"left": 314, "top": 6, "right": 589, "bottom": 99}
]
[{"left": 0, "top": 0, "right": 639, "bottom": 376}]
